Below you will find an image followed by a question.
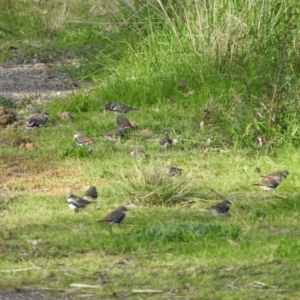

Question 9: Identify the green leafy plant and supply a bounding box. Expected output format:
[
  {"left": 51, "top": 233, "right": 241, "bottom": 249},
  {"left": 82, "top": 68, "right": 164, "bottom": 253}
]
[{"left": 56, "top": 146, "right": 92, "bottom": 159}]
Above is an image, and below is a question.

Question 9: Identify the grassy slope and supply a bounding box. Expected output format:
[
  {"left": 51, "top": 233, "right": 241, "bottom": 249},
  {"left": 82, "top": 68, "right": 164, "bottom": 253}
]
[{"left": 1, "top": 0, "right": 300, "bottom": 299}]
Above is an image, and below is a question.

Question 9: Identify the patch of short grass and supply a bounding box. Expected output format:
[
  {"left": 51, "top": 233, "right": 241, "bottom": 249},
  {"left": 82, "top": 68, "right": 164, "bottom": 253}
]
[{"left": 1, "top": 197, "right": 300, "bottom": 299}]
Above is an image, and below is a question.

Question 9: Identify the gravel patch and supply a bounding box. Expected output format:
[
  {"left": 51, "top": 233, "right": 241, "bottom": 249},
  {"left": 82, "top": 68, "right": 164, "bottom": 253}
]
[
  {"left": 0, "top": 289, "right": 71, "bottom": 300},
  {"left": 0, "top": 63, "right": 77, "bottom": 104},
  {"left": 0, "top": 46, "right": 82, "bottom": 104}
]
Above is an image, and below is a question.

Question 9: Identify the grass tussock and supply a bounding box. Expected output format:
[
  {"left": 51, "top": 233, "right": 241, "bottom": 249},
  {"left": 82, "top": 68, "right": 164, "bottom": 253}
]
[{"left": 114, "top": 164, "right": 205, "bottom": 206}]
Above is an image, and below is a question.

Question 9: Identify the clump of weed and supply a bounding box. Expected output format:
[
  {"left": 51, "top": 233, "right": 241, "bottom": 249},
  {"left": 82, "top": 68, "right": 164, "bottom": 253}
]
[
  {"left": 114, "top": 164, "right": 204, "bottom": 206},
  {"left": 0, "top": 97, "right": 16, "bottom": 109},
  {"left": 56, "top": 146, "right": 92, "bottom": 158}
]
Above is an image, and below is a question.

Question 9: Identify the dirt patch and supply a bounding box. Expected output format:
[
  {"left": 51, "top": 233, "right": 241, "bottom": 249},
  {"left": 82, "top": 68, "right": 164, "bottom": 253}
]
[
  {"left": 0, "top": 46, "right": 81, "bottom": 104},
  {"left": 0, "top": 155, "right": 99, "bottom": 195},
  {"left": 0, "top": 106, "right": 17, "bottom": 126},
  {"left": 0, "top": 289, "right": 71, "bottom": 300},
  {"left": 0, "top": 290, "right": 48, "bottom": 300},
  {"left": 0, "top": 63, "right": 76, "bottom": 104}
]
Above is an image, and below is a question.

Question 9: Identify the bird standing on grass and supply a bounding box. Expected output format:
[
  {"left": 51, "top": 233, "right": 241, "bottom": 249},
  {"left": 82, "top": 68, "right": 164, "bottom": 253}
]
[
  {"left": 99, "top": 206, "right": 128, "bottom": 225},
  {"left": 104, "top": 128, "right": 127, "bottom": 140},
  {"left": 83, "top": 186, "right": 98, "bottom": 200},
  {"left": 67, "top": 194, "right": 93, "bottom": 213},
  {"left": 73, "top": 131, "right": 94, "bottom": 146},
  {"left": 254, "top": 178, "right": 280, "bottom": 191},
  {"left": 104, "top": 102, "right": 138, "bottom": 113},
  {"left": 209, "top": 199, "right": 232, "bottom": 216},
  {"left": 209, "top": 189, "right": 232, "bottom": 216},
  {"left": 178, "top": 80, "right": 187, "bottom": 91},
  {"left": 159, "top": 135, "right": 173, "bottom": 148},
  {"left": 116, "top": 115, "right": 135, "bottom": 129},
  {"left": 130, "top": 147, "right": 149, "bottom": 159},
  {"left": 262, "top": 169, "right": 289, "bottom": 182},
  {"left": 168, "top": 167, "right": 182, "bottom": 176},
  {"left": 57, "top": 111, "right": 74, "bottom": 121},
  {"left": 25, "top": 112, "right": 49, "bottom": 130}
]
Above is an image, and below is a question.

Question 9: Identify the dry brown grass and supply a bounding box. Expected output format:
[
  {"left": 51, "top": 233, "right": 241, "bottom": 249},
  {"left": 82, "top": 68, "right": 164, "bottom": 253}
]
[
  {"left": 1, "top": 155, "right": 110, "bottom": 196},
  {"left": 1, "top": 156, "right": 69, "bottom": 193}
]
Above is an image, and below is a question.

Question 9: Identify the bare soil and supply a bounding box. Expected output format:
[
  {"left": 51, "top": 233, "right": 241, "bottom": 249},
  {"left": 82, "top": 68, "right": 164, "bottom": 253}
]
[
  {"left": 0, "top": 47, "right": 80, "bottom": 104},
  {"left": 0, "top": 289, "right": 71, "bottom": 300}
]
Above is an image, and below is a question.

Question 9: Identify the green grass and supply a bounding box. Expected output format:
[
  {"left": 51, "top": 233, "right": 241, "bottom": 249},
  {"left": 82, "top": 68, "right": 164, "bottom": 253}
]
[
  {"left": 1, "top": 196, "right": 300, "bottom": 299},
  {"left": 1, "top": 116, "right": 300, "bottom": 298},
  {"left": 1, "top": 0, "right": 300, "bottom": 299}
]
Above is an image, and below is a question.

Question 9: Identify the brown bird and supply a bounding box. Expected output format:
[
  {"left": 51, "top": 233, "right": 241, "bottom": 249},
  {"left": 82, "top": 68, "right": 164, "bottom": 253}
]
[
  {"left": 83, "top": 186, "right": 98, "bottom": 200},
  {"left": 254, "top": 178, "right": 280, "bottom": 191},
  {"left": 130, "top": 147, "right": 149, "bottom": 159},
  {"left": 104, "top": 128, "right": 127, "bottom": 140},
  {"left": 99, "top": 206, "right": 128, "bottom": 224},
  {"left": 159, "top": 135, "right": 173, "bottom": 148},
  {"left": 262, "top": 169, "right": 289, "bottom": 182},
  {"left": 73, "top": 131, "right": 94, "bottom": 146},
  {"left": 67, "top": 194, "right": 92, "bottom": 213},
  {"left": 116, "top": 115, "right": 135, "bottom": 129},
  {"left": 57, "top": 111, "right": 74, "bottom": 121}
]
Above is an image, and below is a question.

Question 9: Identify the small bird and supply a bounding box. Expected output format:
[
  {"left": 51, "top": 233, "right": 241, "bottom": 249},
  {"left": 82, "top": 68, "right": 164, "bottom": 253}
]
[
  {"left": 130, "top": 147, "right": 149, "bottom": 159},
  {"left": 73, "top": 131, "right": 94, "bottom": 146},
  {"left": 159, "top": 135, "right": 173, "bottom": 148},
  {"left": 262, "top": 169, "right": 289, "bottom": 182},
  {"left": 104, "top": 102, "right": 138, "bottom": 113},
  {"left": 67, "top": 194, "right": 92, "bottom": 213},
  {"left": 99, "top": 206, "right": 128, "bottom": 224},
  {"left": 116, "top": 115, "right": 135, "bottom": 129},
  {"left": 25, "top": 112, "right": 49, "bottom": 130},
  {"left": 83, "top": 186, "right": 98, "bottom": 200},
  {"left": 104, "top": 128, "right": 127, "bottom": 140},
  {"left": 168, "top": 166, "right": 182, "bottom": 176},
  {"left": 254, "top": 178, "right": 280, "bottom": 191},
  {"left": 178, "top": 80, "right": 187, "bottom": 90},
  {"left": 209, "top": 199, "right": 232, "bottom": 216},
  {"left": 57, "top": 111, "right": 74, "bottom": 121}
]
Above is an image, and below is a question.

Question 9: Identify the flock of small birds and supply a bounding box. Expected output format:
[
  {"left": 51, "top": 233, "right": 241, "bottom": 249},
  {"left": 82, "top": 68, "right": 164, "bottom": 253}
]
[
  {"left": 253, "top": 169, "right": 289, "bottom": 191},
  {"left": 21, "top": 102, "right": 289, "bottom": 224},
  {"left": 66, "top": 186, "right": 127, "bottom": 224}
]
